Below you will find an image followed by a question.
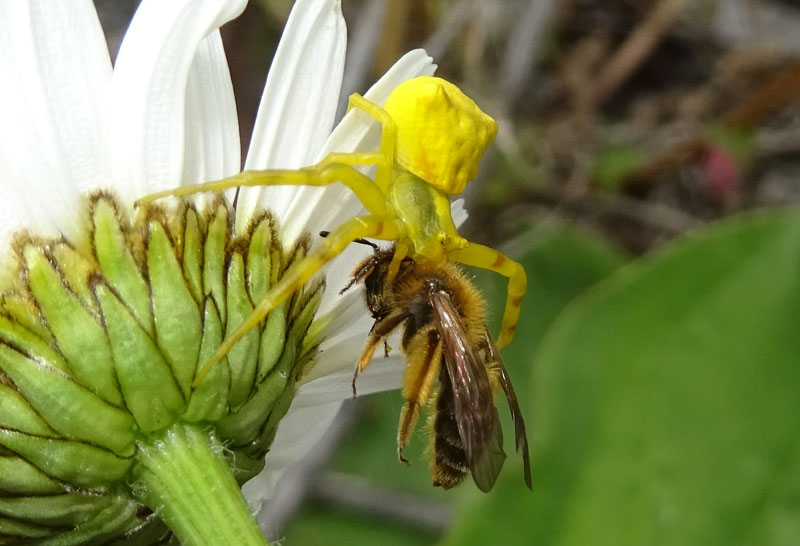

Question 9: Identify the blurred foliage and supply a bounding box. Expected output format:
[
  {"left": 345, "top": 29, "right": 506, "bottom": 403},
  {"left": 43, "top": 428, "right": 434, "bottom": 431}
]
[
  {"left": 286, "top": 505, "right": 436, "bottom": 546},
  {"left": 592, "top": 144, "right": 647, "bottom": 190},
  {"left": 444, "top": 209, "right": 800, "bottom": 545}
]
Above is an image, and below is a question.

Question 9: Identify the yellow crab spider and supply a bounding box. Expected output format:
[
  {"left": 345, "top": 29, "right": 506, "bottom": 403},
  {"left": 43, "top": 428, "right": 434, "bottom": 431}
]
[{"left": 137, "top": 76, "right": 527, "bottom": 385}]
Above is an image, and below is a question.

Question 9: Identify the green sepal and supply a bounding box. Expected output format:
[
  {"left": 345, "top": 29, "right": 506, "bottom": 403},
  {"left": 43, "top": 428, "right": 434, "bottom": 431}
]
[
  {"left": 24, "top": 245, "right": 122, "bottom": 405},
  {"left": 0, "top": 293, "right": 54, "bottom": 344},
  {"left": 0, "top": 383, "right": 55, "bottom": 436},
  {"left": 91, "top": 197, "right": 153, "bottom": 334},
  {"left": 248, "top": 372, "right": 297, "bottom": 460},
  {"left": 240, "top": 280, "right": 323, "bottom": 458},
  {"left": 203, "top": 203, "right": 228, "bottom": 325},
  {"left": 243, "top": 194, "right": 286, "bottom": 384},
  {"left": 0, "top": 456, "right": 65, "bottom": 494},
  {"left": 216, "top": 346, "right": 291, "bottom": 445},
  {"left": 183, "top": 299, "right": 229, "bottom": 423},
  {"left": 36, "top": 493, "right": 143, "bottom": 546},
  {"left": 147, "top": 221, "right": 202, "bottom": 396},
  {"left": 0, "top": 493, "right": 111, "bottom": 526},
  {"left": 290, "top": 280, "right": 324, "bottom": 365},
  {"left": 182, "top": 207, "right": 204, "bottom": 304},
  {"left": 107, "top": 517, "right": 172, "bottom": 546},
  {"left": 225, "top": 252, "right": 259, "bottom": 408},
  {"left": 246, "top": 213, "right": 278, "bottom": 303},
  {"left": 94, "top": 282, "right": 185, "bottom": 432},
  {"left": 258, "top": 302, "right": 286, "bottom": 381},
  {"left": 0, "top": 345, "right": 135, "bottom": 455},
  {"left": 0, "top": 314, "right": 70, "bottom": 375},
  {"left": 50, "top": 243, "right": 96, "bottom": 311},
  {"left": 0, "top": 517, "right": 54, "bottom": 540},
  {"left": 224, "top": 450, "right": 265, "bottom": 485},
  {"left": 0, "top": 429, "right": 131, "bottom": 488},
  {"left": 242, "top": 342, "right": 297, "bottom": 459}
]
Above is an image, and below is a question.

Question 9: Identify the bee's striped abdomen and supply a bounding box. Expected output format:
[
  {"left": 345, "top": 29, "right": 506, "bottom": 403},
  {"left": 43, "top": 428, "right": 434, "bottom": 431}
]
[{"left": 431, "top": 367, "right": 468, "bottom": 489}]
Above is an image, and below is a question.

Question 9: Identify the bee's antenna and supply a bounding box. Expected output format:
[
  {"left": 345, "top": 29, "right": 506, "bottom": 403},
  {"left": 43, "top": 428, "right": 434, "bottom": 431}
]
[{"left": 319, "top": 231, "right": 379, "bottom": 251}]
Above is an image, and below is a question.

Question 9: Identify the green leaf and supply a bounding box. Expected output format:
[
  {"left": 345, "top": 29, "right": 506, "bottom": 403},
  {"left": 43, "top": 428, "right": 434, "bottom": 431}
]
[{"left": 445, "top": 209, "right": 800, "bottom": 546}]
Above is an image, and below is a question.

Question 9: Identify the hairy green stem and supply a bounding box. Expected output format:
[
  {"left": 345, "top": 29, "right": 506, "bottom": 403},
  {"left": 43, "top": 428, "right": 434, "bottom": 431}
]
[{"left": 134, "top": 423, "right": 268, "bottom": 546}]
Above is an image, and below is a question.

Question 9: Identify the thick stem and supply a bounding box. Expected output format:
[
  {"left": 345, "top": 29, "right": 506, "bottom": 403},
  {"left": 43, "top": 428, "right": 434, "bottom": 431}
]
[{"left": 134, "top": 423, "right": 268, "bottom": 546}]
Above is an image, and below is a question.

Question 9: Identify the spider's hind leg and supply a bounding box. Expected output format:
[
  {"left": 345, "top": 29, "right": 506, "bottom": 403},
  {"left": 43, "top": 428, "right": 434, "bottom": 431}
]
[{"left": 450, "top": 243, "right": 527, "bottom": 350}]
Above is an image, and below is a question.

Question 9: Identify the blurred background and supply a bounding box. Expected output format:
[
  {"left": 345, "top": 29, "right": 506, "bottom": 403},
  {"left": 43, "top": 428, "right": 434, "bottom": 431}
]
[{"left": 97, "top": 1, "right": 800, "bottom": 544}]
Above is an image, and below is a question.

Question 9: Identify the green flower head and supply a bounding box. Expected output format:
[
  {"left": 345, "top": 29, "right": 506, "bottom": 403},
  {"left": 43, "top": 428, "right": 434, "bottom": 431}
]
[{"left": 0, "top": 0, "right": 439, "bottom": 543}]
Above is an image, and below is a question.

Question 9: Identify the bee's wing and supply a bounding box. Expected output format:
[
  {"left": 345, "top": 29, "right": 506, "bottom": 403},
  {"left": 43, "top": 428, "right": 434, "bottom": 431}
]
[
  {"left": 484, "top": 329, "right": 533, "bottom": 490},
  {"left": 430, "top": 290, "right": 506, "bottom": 492}
]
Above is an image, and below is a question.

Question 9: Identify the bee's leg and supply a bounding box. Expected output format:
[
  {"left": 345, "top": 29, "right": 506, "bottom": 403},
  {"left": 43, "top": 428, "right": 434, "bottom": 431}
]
[
  {"left": 136, "top": 163, "right": 390, "bottom": 218},
  {"left": 397, "top": 329, "right": 443, "bottom": 464},
  {"left": 353, "top": 310, "right": 410, "bottom": 396},
  {"left": 450, "top": 243, "right": 527, "bottom": 350},
  {"left": 194, "top": 215, "right": 405, "bottom": 386}
]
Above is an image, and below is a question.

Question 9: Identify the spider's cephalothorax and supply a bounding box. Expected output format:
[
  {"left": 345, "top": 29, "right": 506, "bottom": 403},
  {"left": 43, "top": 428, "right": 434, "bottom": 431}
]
[
  {"left": 346, "top": 247, "right": 531, "bottom": 492},
  {"left": 137, "top": 76, "right": 527, "bottom": 385}
]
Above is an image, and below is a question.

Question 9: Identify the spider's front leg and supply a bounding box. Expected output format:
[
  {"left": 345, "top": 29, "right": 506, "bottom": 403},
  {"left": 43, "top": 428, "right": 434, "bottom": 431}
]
[
  {"left": 136, "top": 162, "right": 390, "bottom": 216},
  {"left": 345, "top": 93, "right": 397, "bottom": 193},
  {"left": 136, "top": 92, "right": 400, "bottom": 209},
  {"left": 449, "top": 243, "right": 527, "bottom": 350},
  {"left": 194, "top": 214, "right": 405, "bottom": 385}
]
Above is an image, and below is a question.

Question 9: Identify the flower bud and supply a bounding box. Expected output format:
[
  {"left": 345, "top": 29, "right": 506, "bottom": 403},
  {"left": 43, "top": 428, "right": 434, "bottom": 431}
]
[{"left": 0, "top": 193, "right": 321, "bottom": 543}]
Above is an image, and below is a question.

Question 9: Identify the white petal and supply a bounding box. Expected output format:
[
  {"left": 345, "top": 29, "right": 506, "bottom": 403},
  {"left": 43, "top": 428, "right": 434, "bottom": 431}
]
[
  {"left": 109, "top": 0, "right": 246, "bottom": 203},
  {"left": 451, "top": 197, "right": 469, "bottom": 226},
  {"left": 0, "top": 0, "right": 111, "bottom": 243},
  {"left": 182, "top": 30, "right": 241, "bottom": 206},
  {"left": 296, "top": 349, "right": 406, "bottom": 407},
  {"left": 237, "top": 0, "right": 347, "bottom": 232}
]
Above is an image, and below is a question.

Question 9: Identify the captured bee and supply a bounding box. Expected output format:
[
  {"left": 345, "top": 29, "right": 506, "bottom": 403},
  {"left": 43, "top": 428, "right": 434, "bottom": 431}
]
[{"left": 344, "top": 245, "right": 532, "bottom": 492}]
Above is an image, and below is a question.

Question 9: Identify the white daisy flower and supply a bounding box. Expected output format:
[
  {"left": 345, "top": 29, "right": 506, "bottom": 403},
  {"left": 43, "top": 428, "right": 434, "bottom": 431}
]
[{"left": 0, "top": 0, "right": 441, "bottom": 542}]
